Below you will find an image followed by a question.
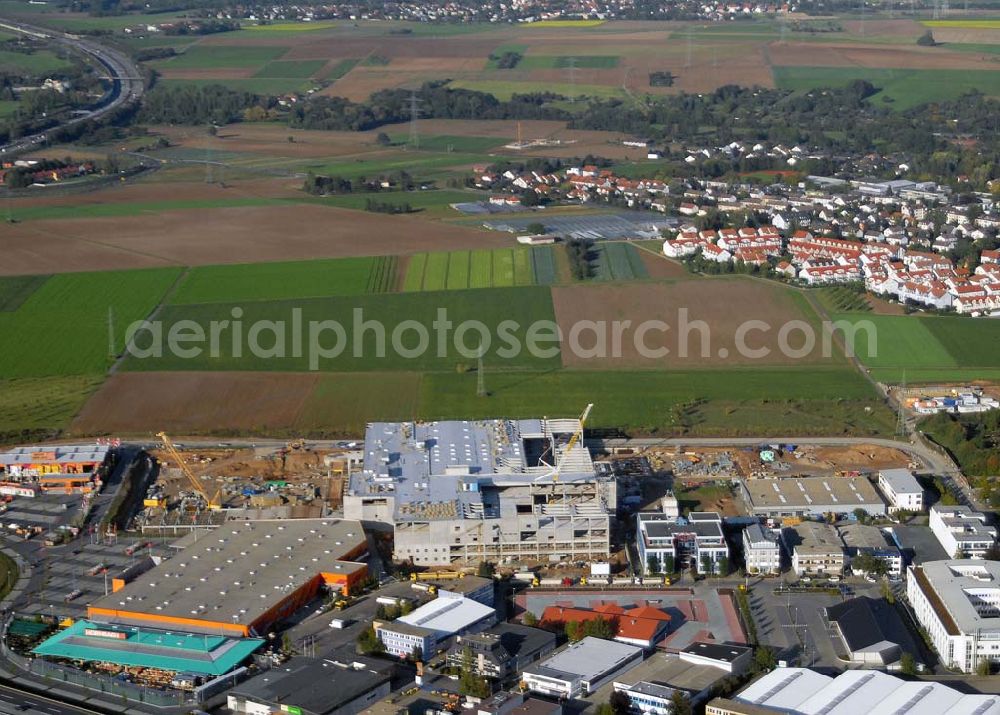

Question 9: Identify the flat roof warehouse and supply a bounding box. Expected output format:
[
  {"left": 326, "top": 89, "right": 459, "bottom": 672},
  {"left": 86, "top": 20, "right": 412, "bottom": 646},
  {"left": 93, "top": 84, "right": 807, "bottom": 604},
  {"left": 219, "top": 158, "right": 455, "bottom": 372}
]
[
  {"left": 88, "top": 519, "right": 368, "bottom": 636},
  {"left": 740, "top": 476, "right": 886, "bottom": 517}
]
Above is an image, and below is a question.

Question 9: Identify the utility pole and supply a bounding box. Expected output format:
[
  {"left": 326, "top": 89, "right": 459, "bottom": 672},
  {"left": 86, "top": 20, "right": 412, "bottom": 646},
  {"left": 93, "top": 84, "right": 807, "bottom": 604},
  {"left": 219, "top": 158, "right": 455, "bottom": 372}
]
[
  {"left": 476, "top": 344, "right": 487, "bottom": 398},
  {"left": 408, "top": 91, "right": 421, "bottom": 150},
  {"left": 566, "top": 57, "right": 578, "bottom": 101},
  {"left": 896, "top": 370, "right": 907, "bottom": 436},
  {"left": 107, "top": 306, "right": 116, "bottom": 358}
]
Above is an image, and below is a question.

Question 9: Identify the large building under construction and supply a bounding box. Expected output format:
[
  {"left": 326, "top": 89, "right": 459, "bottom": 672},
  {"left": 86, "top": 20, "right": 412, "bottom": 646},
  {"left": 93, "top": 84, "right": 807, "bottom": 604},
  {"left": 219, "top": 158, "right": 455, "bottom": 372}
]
[
  {"left": 87, "top": 518, "right": 368, "bottom": 637},
  {"left": 344, "top": 418, "right": 615, "bottom": 566}
]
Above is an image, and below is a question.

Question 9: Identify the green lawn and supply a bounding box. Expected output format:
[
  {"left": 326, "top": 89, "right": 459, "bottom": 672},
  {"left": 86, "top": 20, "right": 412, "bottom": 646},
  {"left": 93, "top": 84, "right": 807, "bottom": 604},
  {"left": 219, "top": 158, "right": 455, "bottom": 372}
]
[
  {"left": 0, "top": 99, "right": 20, "bottom": 118},
  {"left": 773, "top": 66, "right": 1000, "bottom": 109},
  {"left": 0, "top": 268, "right": 182, "bottom": 378},
  {"left": 516, "top": 55, "right": 620, "bottom": 69},
  {"left": 124, "top": 286, "right": 560, "bottom": 372},
  {"left": 169, "top": 257, "right": 377, "bottom": 305},
  {"left": 0, "top": 275, "right": 48, "bottom": 312},
  {"left": 254, "top": 59, "right": 326, "bottom": 78},
  {"left": 922, "top": 316, "right": 1000, "bottom": 367}
]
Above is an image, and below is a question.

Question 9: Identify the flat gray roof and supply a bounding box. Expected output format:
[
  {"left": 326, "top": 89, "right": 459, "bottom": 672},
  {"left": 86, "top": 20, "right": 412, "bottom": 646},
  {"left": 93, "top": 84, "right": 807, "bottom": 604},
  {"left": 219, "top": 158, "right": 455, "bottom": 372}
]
[
  {"left": 838, "top": 523, "right": 899, "bottom": 554},
  {"left": 353, "top": 419, "right": 599, "bottom": 522},
  {"left": 743, "top": 477, "right": 885, "bottom": 514},
  {"left": 526, "top": 636, "right": 642, "bottom": 684},
  {"left": 785, "top": 522, "right": 842, "bottom": 555},
  {"left": 914, "top": 560, "right": 1000, "bottom": 635},
  {"left": 879, "top": 469, "right": 921, "bottom": 495},
  {"left": 89, "top": 518, "right": 366, "bottom": 634},
  {"left": 0, "top": 444, "right": 110, "bottom": 467}
]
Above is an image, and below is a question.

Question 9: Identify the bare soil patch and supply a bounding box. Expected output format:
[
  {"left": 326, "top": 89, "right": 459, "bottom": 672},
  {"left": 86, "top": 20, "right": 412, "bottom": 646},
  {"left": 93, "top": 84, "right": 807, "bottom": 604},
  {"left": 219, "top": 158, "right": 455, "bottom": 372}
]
[
  {"left": 551, "top": 278, "right": 832, "bottom": 368},
  {"left": 868, "top": 295, "right": 907, "bottom": 315},
  {"left": 69, "top": 372, "right": 318, "bottom": 435},
  {"left": 840, "top": 19, "right": 924, "bottom": 37},
  {"left": 637, "top": 249, "right": 689, "bottom": 279},
  {"left": 0, "top": 204, "right": 511, "bottom": 275}
]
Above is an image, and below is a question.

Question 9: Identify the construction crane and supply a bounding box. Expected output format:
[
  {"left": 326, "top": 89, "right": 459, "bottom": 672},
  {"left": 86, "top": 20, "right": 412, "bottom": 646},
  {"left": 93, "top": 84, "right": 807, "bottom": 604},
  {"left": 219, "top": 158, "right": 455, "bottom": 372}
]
[
  {"left": 534, "top": 403, "right": 594, "bottom": 499},
  {"left": 156, "top": 432, "right": 222, "bottom": 510}
]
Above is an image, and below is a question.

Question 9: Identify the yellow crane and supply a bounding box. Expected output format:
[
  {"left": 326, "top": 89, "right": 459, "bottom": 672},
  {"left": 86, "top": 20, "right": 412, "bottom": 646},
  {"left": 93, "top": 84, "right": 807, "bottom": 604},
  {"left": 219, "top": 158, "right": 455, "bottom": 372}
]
[
  {"left": 156, "top": 432, "right": 223, "bottom": 510},
  {"left": 534, "top": 404, "right": 594, "bottom": 500}
]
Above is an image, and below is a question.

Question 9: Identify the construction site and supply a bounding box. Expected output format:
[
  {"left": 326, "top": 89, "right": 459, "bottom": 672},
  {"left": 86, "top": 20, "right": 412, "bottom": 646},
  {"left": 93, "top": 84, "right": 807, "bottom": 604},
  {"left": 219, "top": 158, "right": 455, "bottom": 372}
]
[{"left": 134, "top": 435, "right": 357, "bottom": 535}]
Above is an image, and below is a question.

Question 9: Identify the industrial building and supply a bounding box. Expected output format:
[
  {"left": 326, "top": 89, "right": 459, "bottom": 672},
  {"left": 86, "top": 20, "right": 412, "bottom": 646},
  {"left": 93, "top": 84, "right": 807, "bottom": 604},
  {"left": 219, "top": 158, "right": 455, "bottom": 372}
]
[
  {"left": 613, "top": 643, "right": 751, "bottom": 715},
  {"left": 226, "top": 650, "right": 394, "bottom": 715},
  {"left": 539, "top": 603, "right": 672, "bottom": 649},
  {"left": 739, "top": 477, "right": 886, "bottom": 518},
  {"left": 636, "top": 512, "right": 729, "bottom": 575},
  {"left": 0, "top": 443, "right": 111, "bottom": 495},
  {"left": 837, "top": 523, "right": 903, "bottom": 578},
  {"left": 782, "top": 522, "right": 844, "bottom": 577},
  {"left": 908, "top": 560, "right": 1000, "bottom": 673},
  {"left": 375, "top": 592, "right": 497, "bottom": 658},
  {"left": 522, "top": 637, "right": 644, "bottom": 699},
  {"left": 33, "top": 620, "right": 264, "bottom": 678},
  {"left": 88, "top": 519, "right": 368, "bottom": 637},
  {"left": 824, "top": 597, "right": 909, "bottom": 667},
  {"left": 345, "top": 418, "right": 615, "bottom": 565},
  {"left": 928, "top": 505, "right": 997, "bottom": 558},
  {"left": 742, "top": 524, "right": 781, "bottom": 575},
  {"left": 876, "top": 469, "right": 924, "bottom": 513},
  {"left": 708, "top": 667, "right": 1000, "bottom": 714}
]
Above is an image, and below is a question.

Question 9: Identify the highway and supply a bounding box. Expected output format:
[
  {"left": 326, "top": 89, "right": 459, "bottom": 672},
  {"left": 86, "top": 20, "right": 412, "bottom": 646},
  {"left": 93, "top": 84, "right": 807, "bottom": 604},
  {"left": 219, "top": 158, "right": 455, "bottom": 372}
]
[
  {"left": 0, "top": 683, "right": 102, "bottom": 715},
  {"left": 0, "top": 18, "right": 143, "bottom": 157}
]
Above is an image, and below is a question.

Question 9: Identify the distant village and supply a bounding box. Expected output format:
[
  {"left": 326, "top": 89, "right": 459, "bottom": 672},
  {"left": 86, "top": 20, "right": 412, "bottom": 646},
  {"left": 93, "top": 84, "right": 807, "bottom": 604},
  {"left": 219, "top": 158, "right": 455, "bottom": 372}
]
[{"left": 475, "top": 143, "right": 1000, "bottom": 316}]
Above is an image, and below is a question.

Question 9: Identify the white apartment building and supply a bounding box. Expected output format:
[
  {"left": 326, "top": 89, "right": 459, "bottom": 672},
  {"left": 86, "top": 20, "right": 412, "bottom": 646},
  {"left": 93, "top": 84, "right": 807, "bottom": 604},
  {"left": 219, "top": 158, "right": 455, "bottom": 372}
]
[
  {"left": 742, "top": 523, "right": 781, "bottom": 575},
  {"left": 929, "top": 505, "right": 997, "bottom": 559},
  {"left": 877, "top": 469, "right": 924, "bottom": 513},
  {"left": 637, "top": 512, "right": 729, "bottom": 575},
  {"left": 908, "top": 560, "right": 1000, "bottom": 673},
  {"left": 375, "top": 594, "right": 496, "bottom": 658}
]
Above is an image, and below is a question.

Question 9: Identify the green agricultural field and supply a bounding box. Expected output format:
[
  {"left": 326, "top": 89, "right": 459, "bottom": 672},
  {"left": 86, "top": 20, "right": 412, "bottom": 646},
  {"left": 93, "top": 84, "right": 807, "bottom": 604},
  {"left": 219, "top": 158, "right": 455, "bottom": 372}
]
[
  {"left": 316, "top": 190, "right": 479, "bottom": 213},
  {"left": 773, "top": 66, "right": 1000, "bottom": 109},
  {"left": 158, "top": 77, "right": 315, "bottom": 93},
  {"left": 297, "top": 372, "right": 423, "bottom": 434},
  {"left": 447, "top": 79, "right": 625, "bottom": 100},
  {"left": 122, "top": 286, "right": 561, "bottom": 372},
  {"left": 303, "top": 152, "right": 486, "bottom": 181},
  {"left": 6, "top": 196, "right": 286, "bottom": 223},
  {"left": 0, "top": 275, "right": 48, "bottom": 312},
  {"left": 151, "top": 45, "right": 288, "bottom": 69},
  {"left": 418, "top": 366, "right": 892, "bottom": 435},
  {"left": 0, "top": 268, "right": 182, "bottom": 378},
  {"left": 831, "top": 313, "right": 1000, "bottom": 383},
  {"left": 531, "top": 246, "right": 558, "bottom": 285},
  {"left": 403, "top": 247, "right": 547, "bottom": 291},
  {"left": 244, "top": 20, "right": 338, "bottom": 32},
  {"left": 0, "top": 376, "right": 104, "bottom": 440},
  {"left": 169, "top": 257, "right": 377, "bottom": 305},
  {"left": 589, "top": 242, "right": 649, "bottom": 281},
  {"left": 254, "top": 59, "right": 326, "bottom": 78},
  {"left": 367, "top": 256, "right": 398, "bottom": 294},
  {"left": 0, "top": 49, "right": 72, "bottom": 75},
  {"left": 325, "top": 58, "right": 360, "bottom": 80},
  {"left": 0, "top": 100, "right": 18, "bottom": 118},
  {"left": 386, "top": 134, "right": 503, "bottom": 153},
  {"left": 814, "top": 286, "right": 870, "bottom": 313},
  {"left": 17, "top": 11, "right": 190, "bottom": 32}
]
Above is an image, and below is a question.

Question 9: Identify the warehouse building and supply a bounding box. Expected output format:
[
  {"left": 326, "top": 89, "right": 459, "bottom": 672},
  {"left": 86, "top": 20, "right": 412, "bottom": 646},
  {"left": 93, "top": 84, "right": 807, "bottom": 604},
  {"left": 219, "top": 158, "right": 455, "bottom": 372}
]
[
  {"left": 782, "top": 522, "right": 844, "bottom": 577},
  {"left": 636, "top": 512, "right": 729, "bottom": 575},
  {"left": 345, "top": 419, "right": 615, "bottom": 565},
  {"left": 928, "top": 505, "right": 997, "bottom": 559},
  {"left": 227, "top": 650, "right": 394, "bottom": 715},
  {"left": 739, "top": 477, "right": 886, "bottom": 518},
  {"left": 88, "top": 519, "right": 368, "bottom": 637},
  {"left": 708, "top": 667, "right": 1000, "bottom": 714},
  {"left": 824, "top": 597, "right": 908, "bottom": 667},
  {"left": 908, "top": 560, "right": 1000, "bottom": 673},
  {"left": 522, "top": 637, "right": 644, "bottom": 699}
]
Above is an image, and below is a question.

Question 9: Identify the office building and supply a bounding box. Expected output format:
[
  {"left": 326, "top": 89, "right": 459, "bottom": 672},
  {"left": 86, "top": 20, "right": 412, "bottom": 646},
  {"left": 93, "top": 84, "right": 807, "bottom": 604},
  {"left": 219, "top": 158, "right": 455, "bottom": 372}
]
[
  {"left": 445, "top": 623, "right": 556, "bottom": 682},
  {"left": 782, "top": 522, "right": 844, "bottom": 577},
  {"left": 522, "top": 637, "right": 644, "bottom": 699},
  {"left": 838, "top": 523, "right": 903, "bottom": 579},
  {"left": 929, "top": 505, "right": 997, "bottom": 559},
  {"left": 376, "top": 593, "right": 497, "bottom": 658},
  {"left": 636, "top": 512, "right": 729, "bottom": 575},
  {"left": 908, "top": 560, "right": 1000, "bottom": 673},
  {"left": 877, "top": 469, "right": 924, "bottom": 513},
  {"left": 742, "top": 524, "right": 781, "bottom": 575}
]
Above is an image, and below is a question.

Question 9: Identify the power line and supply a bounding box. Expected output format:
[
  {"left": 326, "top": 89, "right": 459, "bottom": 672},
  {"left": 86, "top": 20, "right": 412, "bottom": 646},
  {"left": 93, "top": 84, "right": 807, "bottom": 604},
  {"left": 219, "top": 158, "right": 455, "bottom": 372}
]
[{"left": 408, "top": 91, "right": 422, "bottom": 149}]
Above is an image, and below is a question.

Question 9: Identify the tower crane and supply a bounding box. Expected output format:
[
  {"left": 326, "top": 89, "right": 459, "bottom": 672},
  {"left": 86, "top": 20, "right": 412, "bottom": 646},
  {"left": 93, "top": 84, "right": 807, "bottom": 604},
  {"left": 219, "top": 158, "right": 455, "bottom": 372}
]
[
  {"left": 533, "top": 403, "right": 594, "bottom": 499},
  {"left": 156, "top": 432, "right": 222, "bottom": 510}
]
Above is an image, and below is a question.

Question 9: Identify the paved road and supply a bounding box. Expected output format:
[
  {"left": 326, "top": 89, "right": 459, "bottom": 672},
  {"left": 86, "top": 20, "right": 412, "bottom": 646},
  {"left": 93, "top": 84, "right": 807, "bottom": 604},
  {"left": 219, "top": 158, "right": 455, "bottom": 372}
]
[
  {"left": 0, "top": 18, "right": 143, "bottom": 157},
  {"left": 0, "top": 683, "right": 101, "bottom": 715}
]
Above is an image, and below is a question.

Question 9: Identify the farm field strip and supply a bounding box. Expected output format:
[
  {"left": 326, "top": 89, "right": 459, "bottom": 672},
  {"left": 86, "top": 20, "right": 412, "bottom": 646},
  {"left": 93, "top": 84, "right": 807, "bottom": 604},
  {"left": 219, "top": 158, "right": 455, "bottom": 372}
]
[{"left": 402, "top": 247, "right": 553, "bottom": 290}]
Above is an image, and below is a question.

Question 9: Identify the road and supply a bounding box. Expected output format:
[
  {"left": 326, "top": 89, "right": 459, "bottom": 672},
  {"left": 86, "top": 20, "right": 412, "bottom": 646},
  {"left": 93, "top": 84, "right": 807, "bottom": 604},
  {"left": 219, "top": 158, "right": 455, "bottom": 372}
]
[
  {"left": 0, "top": 683, "right": 101, "bottom": 715},
  {"left": 0, "top": 18, "right": 143, "bottom": 157}
]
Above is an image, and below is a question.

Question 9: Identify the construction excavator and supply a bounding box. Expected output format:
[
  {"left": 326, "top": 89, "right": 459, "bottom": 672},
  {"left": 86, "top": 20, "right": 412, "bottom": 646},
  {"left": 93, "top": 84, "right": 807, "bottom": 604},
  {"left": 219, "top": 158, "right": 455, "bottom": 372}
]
[{"left": 156, "top": 432, "right": 223, "bottom": 510}]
